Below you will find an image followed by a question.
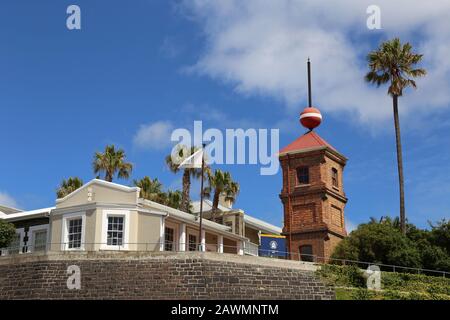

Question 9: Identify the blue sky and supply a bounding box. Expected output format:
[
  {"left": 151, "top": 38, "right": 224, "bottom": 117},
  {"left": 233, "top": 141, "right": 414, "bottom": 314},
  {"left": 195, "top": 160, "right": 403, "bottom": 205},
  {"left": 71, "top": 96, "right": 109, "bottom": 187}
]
[{"left": 1, "top": 1, "right": 450, "bottom": 230}]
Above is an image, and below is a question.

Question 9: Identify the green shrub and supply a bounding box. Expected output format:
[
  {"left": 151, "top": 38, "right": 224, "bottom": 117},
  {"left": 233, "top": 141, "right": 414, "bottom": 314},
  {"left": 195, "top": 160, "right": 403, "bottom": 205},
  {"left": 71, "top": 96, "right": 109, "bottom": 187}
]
[
  {"left": 382, "top": 272, "right": 450, "bottom": 295},
  {"left": 331, "top": 222, "right": 422, "bottom": 268},
  {"left": 351, "top": 288, "right": 373, "bottom": 300},
  {"left": 0, "top": 220, "right": 16, "bottom": 248},
  {"left": 316, "top": 263, "right": 450, "bottom": 300},
  {"left": 317, "top": 264, "right": 365, "bottom": 288}
]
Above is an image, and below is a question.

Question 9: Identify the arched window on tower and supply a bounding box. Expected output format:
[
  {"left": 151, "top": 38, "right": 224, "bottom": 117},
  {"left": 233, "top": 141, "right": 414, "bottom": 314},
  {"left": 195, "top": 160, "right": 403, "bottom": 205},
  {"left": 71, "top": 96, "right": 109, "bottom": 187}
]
[
  {"left": 296, "top": 167, "right": 309, "bottom": 185},
  {"left": 299, "top": 245, "right": 314, "bottom": 262},
  {"left": 332, "top": 168, "right": 339, "bottom": 188}
]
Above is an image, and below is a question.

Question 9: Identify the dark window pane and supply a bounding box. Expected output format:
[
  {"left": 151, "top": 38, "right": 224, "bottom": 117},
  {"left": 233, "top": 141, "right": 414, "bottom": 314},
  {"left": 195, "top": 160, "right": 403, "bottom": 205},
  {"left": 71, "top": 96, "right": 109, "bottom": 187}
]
[
  {"left": 188, "top": 234, "right": 197, "bottom": 251},
  {"left": 165, "top": 227, "right": 175, "bottom": 251},
  {"left": 332, "top": 168, "right": 339, "bottom": 188},
  {"left": 296, "top": 167, "right": 309, "bottom": 185},
  {"left": 299, "top": 245, "right": 314, "bottom": 262}
]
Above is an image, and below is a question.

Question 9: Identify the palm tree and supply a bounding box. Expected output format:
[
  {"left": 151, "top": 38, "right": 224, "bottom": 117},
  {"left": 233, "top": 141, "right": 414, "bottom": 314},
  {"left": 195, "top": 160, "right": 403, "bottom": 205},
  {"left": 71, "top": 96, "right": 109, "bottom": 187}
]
[
  {"left": 93, "top": 145, "right": 133, "bottom": 182},
  {"left": 165, "top": 145, "right": 203, "bottom": 213},
  {"left": 365, "top": 38, "right": 426, "bottom": 235},
  {"left": 56, "top": 177, "right": 83, "bottom": 198},
  {"left": 157, "top": 189, "right": 183, "bottom": 210},
  {"left": 165, "top": 190, "right": 183, "bottom": 210},
  {"left": 133, "top": 176, "right": 163, "bottom": 202},
  {"left": 204, "top": 169, "right": 240, "bottom": 222}
]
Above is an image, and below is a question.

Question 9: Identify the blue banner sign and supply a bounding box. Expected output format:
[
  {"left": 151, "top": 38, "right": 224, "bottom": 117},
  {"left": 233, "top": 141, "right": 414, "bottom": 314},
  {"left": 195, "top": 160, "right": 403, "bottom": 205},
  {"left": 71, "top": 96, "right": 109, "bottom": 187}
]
[{"left": 259, "top": 234, "right": 287, "bottom": 258}]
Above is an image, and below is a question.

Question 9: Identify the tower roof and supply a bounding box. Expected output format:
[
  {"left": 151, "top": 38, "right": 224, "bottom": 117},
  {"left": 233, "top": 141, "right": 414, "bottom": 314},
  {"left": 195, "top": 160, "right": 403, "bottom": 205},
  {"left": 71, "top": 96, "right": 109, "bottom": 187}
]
[{"left": 279, "top": 131, "right": 341, "bottom": 156}]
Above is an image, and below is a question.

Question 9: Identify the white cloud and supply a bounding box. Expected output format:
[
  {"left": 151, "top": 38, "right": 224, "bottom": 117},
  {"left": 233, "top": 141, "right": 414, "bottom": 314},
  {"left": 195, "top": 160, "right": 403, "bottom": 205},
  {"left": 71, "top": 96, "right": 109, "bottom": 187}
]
[
  {"left": 182, "top": 0, "right": 450, "bottom": 124},
  {"left": 0, "top": 192, "right": 18, "bottom": 209},
  {"left": 346, "top": 219, "right": 358, "bottom": 233},
  {"left": 133, "top": 121, "right": 174, "bottom": 150},
  {"left": 180, "top": 103, "right": 263, "bottom": 128}
]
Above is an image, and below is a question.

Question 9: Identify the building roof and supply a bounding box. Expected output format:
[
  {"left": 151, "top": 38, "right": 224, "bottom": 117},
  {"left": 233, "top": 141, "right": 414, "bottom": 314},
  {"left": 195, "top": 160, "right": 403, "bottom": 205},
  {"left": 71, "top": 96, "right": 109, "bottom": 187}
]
[
  {"left": 138, "top": 198, "right": 243, "bottom": 238},
  {"left": 191, "top": 199, "right": 234, "bottom": 214},
  {"left": 279, "top": 130, "right": 338, "bottom": 155},
  {"left": 0, "top": 207, "right": 54, "bottom": 222},
  {"left": 244, "top": 214, "right": 282, "bottom": 235},
  {"left": 0, "top": 205, "right": 23, "bottom": 215},
  {"left": 191, "top": 200, "right": 282, "bottom": 235},
  {"left": 55, "top": 178, "right": 140, "bottom": 204}
]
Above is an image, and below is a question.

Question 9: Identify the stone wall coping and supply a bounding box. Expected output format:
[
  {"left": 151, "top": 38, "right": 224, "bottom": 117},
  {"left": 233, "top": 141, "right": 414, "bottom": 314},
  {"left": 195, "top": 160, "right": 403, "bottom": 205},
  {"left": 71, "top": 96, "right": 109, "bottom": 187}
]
[{"left": 0, "top": 251, "right": 319, "bottom": 271}]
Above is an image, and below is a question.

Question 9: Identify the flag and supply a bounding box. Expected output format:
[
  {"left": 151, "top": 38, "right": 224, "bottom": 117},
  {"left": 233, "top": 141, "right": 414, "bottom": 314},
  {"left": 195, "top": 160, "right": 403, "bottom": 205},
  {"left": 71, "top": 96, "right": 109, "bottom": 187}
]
[{"left": 178, "top": 148, "right": 203, "bottom": 169}]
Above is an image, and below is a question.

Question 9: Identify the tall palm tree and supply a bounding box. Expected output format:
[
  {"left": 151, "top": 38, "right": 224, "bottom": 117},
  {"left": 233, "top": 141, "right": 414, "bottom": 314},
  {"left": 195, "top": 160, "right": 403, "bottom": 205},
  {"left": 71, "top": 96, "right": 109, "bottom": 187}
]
[
  {"left": 204, "top": 169, "right": 240, "bottom": 222},
  {"left": 165, "top": 145, "right": 203, "bottom": 213},
  {"left": 365, "top": 38, "right": 426, "bottom": 235},
  {"left": 133, "top": 176, "right": 163, "bottom": 202},
  {"left": 93, "top": 145, "right": 133, "bottom": 182},
  {"left": 56, "top": 177, "right": 83, "bottom": 198}
]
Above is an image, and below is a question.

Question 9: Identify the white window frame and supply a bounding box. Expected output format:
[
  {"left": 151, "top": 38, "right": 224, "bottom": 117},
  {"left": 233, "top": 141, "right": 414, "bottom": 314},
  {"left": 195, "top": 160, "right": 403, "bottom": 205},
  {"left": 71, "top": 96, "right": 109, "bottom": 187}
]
[
  {"left": 101, "top": 209, "right": 130, "bottom": 250},
  {"left": 28, "top": 224, "right": 49, "bottom": 253},
  {"left": 61, "top": 212, "right": 86, "bottom": 251}
]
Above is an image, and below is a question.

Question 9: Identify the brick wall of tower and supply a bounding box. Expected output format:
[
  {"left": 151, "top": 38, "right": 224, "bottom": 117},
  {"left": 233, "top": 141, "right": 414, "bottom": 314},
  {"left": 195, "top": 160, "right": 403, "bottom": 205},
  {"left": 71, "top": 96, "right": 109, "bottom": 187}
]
[{"left": 280, "top": 148, "right": 347, "bottom": 262}]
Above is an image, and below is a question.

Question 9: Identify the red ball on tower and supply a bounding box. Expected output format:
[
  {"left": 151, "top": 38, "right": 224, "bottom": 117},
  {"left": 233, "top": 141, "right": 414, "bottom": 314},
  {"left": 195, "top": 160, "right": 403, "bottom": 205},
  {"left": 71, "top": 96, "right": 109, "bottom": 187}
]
[{"left": 300, "top": 107, "right": 322, "bottom": 130}]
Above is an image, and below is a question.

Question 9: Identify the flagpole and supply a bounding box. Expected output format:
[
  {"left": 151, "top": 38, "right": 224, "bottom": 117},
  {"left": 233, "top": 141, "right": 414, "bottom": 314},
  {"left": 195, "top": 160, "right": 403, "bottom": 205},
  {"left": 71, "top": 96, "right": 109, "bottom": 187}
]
[{"left": 198, "top": 143, "right": 206, "bottom": 252}]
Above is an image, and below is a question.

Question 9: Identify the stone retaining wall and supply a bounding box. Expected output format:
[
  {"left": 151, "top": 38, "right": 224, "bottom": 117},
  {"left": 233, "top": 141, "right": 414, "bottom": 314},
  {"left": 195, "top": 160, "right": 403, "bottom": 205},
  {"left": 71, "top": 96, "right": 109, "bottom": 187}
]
[{"left": 0, "top": 252, "right": 334, "bottom": 300}]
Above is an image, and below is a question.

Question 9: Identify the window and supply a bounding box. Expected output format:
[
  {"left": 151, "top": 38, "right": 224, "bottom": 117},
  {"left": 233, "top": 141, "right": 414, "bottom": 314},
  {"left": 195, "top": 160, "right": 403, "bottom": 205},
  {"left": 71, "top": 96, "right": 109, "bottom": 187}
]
[
  {"left": 62, "top": 212, "right": 85, "bottom": 251},
  {"left": 299, "top": 245, "right": 314, "bottom": 262},
  {"left": 29, "top": 225, "right": 49, "bottom": 253},
  {"left": 68, "top": 218, "right": 83, "bottom": 249},
  {"left": 332, "top": 168, "right": 339, "bottom": 188},
  {"left": 101, "top": 210, "right": 129, "bottom": 250},
  {"left": 33, "top": 230, "right": 47, "bottom": 252},
  {"left": 165, "top": 227, "right": 175, "bottom": 251},
  {"left": 8, "top": 233, "right": 22, "bottom": 255},
  {"left": 107, "top": 216, "right": 124, "bottom": 246},
  {"left": 296, "top": 167, "right": 309, "bottom": 185},
  {"left": 188, "top": 234, "right": 197, "bottom": 251}
]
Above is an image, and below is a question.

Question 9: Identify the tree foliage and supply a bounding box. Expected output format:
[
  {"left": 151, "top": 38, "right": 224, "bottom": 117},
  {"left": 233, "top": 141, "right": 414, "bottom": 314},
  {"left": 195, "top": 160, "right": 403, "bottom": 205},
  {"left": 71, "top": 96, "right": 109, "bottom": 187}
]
[
  {"left": 93, "top": 145, "right": 133, "bottom": 182},
  {"left": 56, "top": 177, "right": 83, "bottom": 199},
  {"left": 0, "top": 220, "right": 16, "bottom": 248},
  {"left": 165, "top": 145, "right": 204, "bottom": 212},
  {"left": 203, "top": 169, "right": 240, "bottom": 222},
  {"left": 134, "top": 176, "right": 184, "bottom": 211},
  {"left": 332, "top": 217, "right": 450, "bottom": 272},
  {"left": 365, "top": 38, "right": 426, "bottom": 97}
]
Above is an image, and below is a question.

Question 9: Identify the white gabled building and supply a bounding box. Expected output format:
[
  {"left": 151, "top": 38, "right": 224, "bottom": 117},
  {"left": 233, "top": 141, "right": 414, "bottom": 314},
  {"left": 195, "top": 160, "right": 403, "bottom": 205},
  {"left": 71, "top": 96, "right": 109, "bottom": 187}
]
[{"left": 1, "top": 179, "right": 281, "bottom": 257}]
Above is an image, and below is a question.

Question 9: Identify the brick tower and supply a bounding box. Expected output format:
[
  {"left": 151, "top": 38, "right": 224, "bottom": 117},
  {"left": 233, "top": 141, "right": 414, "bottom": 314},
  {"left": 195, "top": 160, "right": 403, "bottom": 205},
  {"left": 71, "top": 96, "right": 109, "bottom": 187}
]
[{"left": 279, "top": 59, "right": 347, "bottom": 262}]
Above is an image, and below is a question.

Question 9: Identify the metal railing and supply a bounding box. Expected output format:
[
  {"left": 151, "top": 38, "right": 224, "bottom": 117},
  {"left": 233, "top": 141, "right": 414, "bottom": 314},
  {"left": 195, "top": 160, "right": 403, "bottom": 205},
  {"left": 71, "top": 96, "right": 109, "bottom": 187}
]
[
  {"left": 243, "top": 241, "right": 259, "bottom": 256},
  {"left": 0, "top": 242, "right": 244, "bottom": 256},
  {"left": 257, "top": 249, "right": 450, "bottom": 278},
  {"left": 1, "top": 242, "right": 448, "bottom": 278}
]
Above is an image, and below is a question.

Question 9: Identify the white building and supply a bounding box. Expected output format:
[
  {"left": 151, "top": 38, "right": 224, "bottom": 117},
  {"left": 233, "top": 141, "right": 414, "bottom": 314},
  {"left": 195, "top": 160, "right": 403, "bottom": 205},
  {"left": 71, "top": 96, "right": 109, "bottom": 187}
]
[{"left": 0, "top": 179, "right": 281, "bottom": 257}]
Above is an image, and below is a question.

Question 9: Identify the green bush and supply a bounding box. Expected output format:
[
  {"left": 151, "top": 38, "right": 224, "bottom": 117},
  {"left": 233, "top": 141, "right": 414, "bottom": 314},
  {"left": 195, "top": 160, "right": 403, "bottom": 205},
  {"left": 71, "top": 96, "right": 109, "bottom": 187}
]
[
  {"left": 317, "top": 264, "right": 450, "bottom": 300},
  {"left": 317, "top": 264, "right": 365, "bottom": 288},
  {"left": 382, "top": 272, "right": 450, "bottom": 295},
  {"left": 331, "top": 217, "right": 450, "bottom": 272},
  {"left": 351, "top": 288, "right": 373, "bottom": 300},
  {"left": 0, "top": 220, "right": 16, "bottom": 248},
  {"left": 332, "top": 221, "right": 422, "bottom": 268}
]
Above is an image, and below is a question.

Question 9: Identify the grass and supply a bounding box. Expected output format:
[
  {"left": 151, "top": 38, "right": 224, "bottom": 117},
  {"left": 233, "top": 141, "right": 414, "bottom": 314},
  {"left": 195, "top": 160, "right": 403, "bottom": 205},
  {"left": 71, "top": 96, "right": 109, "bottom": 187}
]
[{"left": 317, "top": 264, "right": 450, "bottom": 300}]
